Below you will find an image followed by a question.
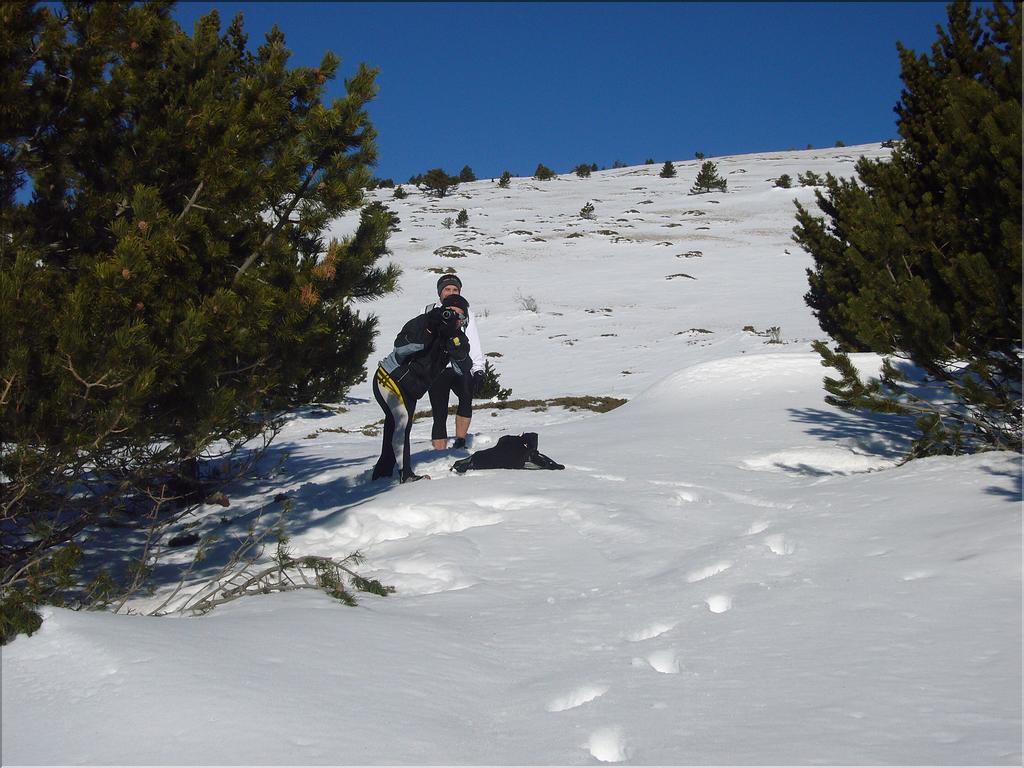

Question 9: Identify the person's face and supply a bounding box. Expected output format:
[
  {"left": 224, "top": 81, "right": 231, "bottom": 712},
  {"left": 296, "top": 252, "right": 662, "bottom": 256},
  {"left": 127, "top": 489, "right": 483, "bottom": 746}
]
[
  {"left": 440, "top": 285, "right": 461, "bottom": 300},
  {"left": 443, "top": 305, "right": 468, "bottom": 330}
]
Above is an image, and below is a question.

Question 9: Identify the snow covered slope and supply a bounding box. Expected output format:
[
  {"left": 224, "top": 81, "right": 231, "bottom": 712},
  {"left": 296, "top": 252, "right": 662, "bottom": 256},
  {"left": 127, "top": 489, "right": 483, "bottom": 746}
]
[{"left": 3, "top": 145, "right": 1020, "bottom": 765}]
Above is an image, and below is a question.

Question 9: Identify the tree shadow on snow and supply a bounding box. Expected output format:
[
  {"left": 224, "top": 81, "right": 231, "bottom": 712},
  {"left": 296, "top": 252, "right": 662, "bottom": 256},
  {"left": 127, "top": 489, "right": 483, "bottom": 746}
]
[
  {"left": 786, "top": 406, "right": 919, "bottom": 461},
  {"left": 76, "top": 427, "right": 471, "bottom": 610},
  {"left": 83, "top": 438, "right": 405, "bottom": 608},
  {"left": 981, "top": 460, "right": 1023, "bottom": 503},
  {"left": 787, "top": 407, "right": 1023, "bottom": 502}
]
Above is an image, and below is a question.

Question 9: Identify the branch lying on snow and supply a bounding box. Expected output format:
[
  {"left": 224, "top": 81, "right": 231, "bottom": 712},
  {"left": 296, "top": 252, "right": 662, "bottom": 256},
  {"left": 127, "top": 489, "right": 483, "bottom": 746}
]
[
  {"left": 180, "top": 551, "right": 395, "bottom": 615},
  {"left": 147, "top": 513, "right": 394, "bottom": 617}
]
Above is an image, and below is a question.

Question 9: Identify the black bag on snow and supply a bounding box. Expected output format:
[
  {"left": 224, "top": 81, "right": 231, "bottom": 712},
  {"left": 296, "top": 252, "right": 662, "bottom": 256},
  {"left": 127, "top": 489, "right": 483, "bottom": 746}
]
[{"left": 451, "top": 432, "right": 564, "bottom": 473}]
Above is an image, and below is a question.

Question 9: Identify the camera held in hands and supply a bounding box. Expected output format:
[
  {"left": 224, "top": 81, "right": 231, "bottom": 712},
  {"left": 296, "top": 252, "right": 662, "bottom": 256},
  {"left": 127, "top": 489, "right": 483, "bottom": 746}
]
[{"left": 440, "top": 307, "right": 467, "bottom": 330}]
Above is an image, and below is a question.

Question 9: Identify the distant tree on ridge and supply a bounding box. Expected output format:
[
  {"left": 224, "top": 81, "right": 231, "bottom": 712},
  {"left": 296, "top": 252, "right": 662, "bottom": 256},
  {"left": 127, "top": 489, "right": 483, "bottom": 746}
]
[
  {"left": 690, "top": 161, "right": 727, "bottom": 193},
  {"left": 419, "top": 168, "right": 459, "bottom": 197}
]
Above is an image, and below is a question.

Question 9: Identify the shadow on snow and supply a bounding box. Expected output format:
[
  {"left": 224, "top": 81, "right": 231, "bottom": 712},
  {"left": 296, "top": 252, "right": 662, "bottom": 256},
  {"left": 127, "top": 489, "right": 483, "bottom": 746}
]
[{"left": 786, "top": 405, "right": 919, "bottom": 462}]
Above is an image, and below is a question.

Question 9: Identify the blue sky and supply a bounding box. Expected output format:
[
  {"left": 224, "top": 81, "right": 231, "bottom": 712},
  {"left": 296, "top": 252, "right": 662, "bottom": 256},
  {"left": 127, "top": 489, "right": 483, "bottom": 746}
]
[{"left": 171, "top": 1, "right": 950, "bottom": 183}]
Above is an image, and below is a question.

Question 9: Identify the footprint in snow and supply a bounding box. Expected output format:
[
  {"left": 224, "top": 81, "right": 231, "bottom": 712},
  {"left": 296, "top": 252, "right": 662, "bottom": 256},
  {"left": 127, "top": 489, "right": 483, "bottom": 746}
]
[
  {"left": 626, "top": 621, "right": 676, "bottom": 642},
  {"left": 764, "top": 533, "right": 795, "bottom": 555},
  {"left": 585, "top": 726, "right": 631, "bottom": 763},
  {"left": 645, "top": 648, "right": 681, "bottom": 674},
  {"left": 705, "top": 594, "right": 733, "bottom": 613},
  {"left": 685, "top": 560, "right": 732, "bottom": 583},
  {"left": 546, "top": 684, "right": 609, "bottom": 712},
  {"left": 674, "top": 489, "right": 701, "bottom": 504}
]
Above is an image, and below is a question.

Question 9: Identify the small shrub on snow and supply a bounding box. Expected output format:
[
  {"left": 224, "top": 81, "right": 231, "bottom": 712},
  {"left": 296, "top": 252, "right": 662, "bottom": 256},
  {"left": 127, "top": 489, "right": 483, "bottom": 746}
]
[
  {"left": 798, "top": 171, "right": 823, "bottom": 186},
  {"left": 515, "top": 291, "right": 539, "bottom": 312},
  {"left": 534, "top": 163, "right": 556, "bottom": 181}
]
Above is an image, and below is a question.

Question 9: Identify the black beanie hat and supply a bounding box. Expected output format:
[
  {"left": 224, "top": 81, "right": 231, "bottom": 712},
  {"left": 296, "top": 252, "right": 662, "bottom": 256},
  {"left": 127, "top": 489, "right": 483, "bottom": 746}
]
[
  {"left": 437, "top": 274, "right": 463, "bottom": 295},
  {"left": 441, "top": 294, "right": 469, "bottom": 313}
]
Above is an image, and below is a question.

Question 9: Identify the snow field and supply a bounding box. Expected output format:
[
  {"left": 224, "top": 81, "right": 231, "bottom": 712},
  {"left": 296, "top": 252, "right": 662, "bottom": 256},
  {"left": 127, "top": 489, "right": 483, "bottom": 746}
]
[{"left": 3, "top": 144, "right": 1020, "bottom": 765}]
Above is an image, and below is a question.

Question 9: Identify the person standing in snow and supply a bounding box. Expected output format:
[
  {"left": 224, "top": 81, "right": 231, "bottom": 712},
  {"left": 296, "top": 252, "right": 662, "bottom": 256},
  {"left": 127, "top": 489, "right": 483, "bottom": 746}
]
[
  {"left": 372, "top": 294, "right": 472, "bottom": 483},
  {"left": 425, "top": 275, "right": 485, "bottom": 450}
]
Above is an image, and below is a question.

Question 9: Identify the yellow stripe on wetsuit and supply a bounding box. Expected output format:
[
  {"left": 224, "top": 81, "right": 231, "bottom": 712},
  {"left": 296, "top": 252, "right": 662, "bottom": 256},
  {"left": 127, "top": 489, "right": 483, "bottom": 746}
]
[{"left": 375, "top": 366, "right": 406, "bottom": 408}]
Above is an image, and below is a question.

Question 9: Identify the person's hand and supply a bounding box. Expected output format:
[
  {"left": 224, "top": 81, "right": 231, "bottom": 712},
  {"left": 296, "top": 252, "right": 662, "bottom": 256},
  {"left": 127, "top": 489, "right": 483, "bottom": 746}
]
[
  {"left": 426, "top": 306, "right": 445, "bottom": 331},
  {"left": 472, "top": 370, "right": 485, "bottom": 396}
]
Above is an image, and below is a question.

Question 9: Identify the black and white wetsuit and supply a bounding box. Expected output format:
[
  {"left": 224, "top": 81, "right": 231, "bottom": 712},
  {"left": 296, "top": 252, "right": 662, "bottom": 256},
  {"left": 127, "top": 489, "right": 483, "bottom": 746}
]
[{"left": 372, "top": 310, "right": 470, "bottom": 482}]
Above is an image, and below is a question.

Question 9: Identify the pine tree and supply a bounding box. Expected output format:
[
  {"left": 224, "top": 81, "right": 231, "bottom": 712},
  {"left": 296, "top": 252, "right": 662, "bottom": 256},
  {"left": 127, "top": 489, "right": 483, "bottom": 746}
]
[
  {"left": 475, "top": 360, "right": 511, "bottom": 401},
  {"left": 419, "top": 168, "right": 459, "bottom": 197},
  {"left": 798, "top": 170, "right": 823, "bottom": 186},
  {"left": 775, "top": 174, "right": 793, "bottom": 188},
  {"left": 458, "top": 165, "right": 476, "bottom": 183},
  {"left": 689, "top": 161, "right": 727, "bottom": 193},
  {"left": 793, "top": 1, "right": 1021, "bottom": 456},
  {"left": 574, "top": 164, "right": 592, "bottom": 178},
  {"left": 534, "top": 163, "right": 555, "bottom": 181},
  {"left": 659, "top": 161, "right": 677, "bottom": 178},
  {"left": 498, "top": 170, "right": 511, "bottom": 188},
  {"left": 580, "top": 201, "right": 595, "bottom": 220},
  {"left": 0, "top": 3, "right": 400, "bottom": 626},
  {"left": 456, "top": 209, "right": 469, "bottom": 228}
]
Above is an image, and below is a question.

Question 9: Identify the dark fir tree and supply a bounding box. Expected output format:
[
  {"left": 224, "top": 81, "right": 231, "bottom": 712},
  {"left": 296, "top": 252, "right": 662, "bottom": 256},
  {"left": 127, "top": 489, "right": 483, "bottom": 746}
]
[
  {"left": 775, "top": 174, "right": 793, "bottom": 189},
  {"left": 475, "top": 360, "right": 511, "bottom": 401},
  {"left": 659, "top": 161, "right": 677, "bottom": 178},
  {"left": 534, "top": 163, "right": 555, "bottom": 181},
  {"left": 393, "top": 185, "right": 408, "bottom": 199},
  {"left": 456, "top": 209, "right": 469, "bottom": 228},
  {"left": 580, "top": 201, "right": 596, "bottom": 220},
  {"left": 498, "top": 170, "right": 511, "bottom": 188},
  {"left": 419, "top": 168, "right": 459, "bottom": 197},
  {"left": 798, "top": 170, "right": 823, "bottom": 186},
  {"left": 793, "top": 1, "right": 1021, "bottom": 457},
  {"left": 690, "top": 161, "right": 727, "bottom": 193},
  {"left": 574, "top": 164, "right": 592, "bottom": 178},
  {"left": 458, "top": 165, "right": 476, "bottom": 183},
  {"left": 0, "top": 2, "right": 400, "bottom": 633}
]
